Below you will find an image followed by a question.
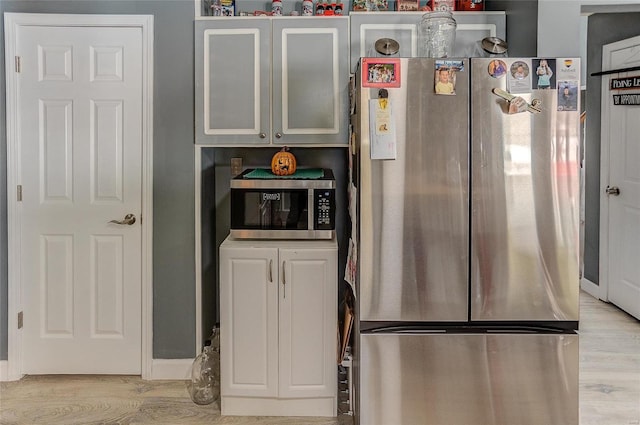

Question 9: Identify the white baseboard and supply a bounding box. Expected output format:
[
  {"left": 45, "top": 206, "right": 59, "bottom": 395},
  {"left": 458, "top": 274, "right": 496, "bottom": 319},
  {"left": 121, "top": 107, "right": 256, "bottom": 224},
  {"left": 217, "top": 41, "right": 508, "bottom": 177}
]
[
  {"left": 581, "top": 277, "right": 604, "bottom": 300},
  {"left": 150, "top": 358, "right": 194, "bottom": 380},
  {"left": 0, "top": 360, "right": 8, "bottom": 381},
  {"left": 1, "top": 359, "right": 193, "bottom": 381}
]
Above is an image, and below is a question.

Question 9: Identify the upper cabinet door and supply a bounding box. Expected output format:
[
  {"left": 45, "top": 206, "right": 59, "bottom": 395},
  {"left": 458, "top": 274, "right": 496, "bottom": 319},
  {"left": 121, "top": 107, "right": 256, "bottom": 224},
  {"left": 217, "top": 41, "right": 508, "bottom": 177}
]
[
  {"left": 195, "top": 18, "right": 271, "bottom": 145},
  {"left": 350, "top": 11, "right": 506, "bottom": 73},
  {"left": 350, "top": 12, "right": 420, "bottom": 72},
  {"left": 272, "top": 17, "right": 349, "bottom": 145}
]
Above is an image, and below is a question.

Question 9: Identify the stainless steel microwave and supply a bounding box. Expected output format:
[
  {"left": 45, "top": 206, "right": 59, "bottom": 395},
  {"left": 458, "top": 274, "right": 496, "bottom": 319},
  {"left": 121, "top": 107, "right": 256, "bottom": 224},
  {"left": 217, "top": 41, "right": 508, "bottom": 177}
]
[{"left": 230, "top": 169, "right": 336, "bottom": 239}]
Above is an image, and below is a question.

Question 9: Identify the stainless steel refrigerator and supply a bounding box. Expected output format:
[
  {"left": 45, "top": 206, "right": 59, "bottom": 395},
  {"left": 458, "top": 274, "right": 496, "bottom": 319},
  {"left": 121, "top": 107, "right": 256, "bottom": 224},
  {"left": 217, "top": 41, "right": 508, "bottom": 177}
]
[{"left": 351, "top": 58, "right": 580, "bottom": 425}]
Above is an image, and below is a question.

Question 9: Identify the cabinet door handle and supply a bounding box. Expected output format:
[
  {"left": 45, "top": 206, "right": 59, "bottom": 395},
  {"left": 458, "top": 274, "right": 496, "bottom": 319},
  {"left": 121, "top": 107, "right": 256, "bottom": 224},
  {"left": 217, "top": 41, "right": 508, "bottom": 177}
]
[
  {"left": 269, "top": 259, "right": 273, "bottom": 283},
  {"left": 282, "top": 260, "right": 286, "bottom": 298}
]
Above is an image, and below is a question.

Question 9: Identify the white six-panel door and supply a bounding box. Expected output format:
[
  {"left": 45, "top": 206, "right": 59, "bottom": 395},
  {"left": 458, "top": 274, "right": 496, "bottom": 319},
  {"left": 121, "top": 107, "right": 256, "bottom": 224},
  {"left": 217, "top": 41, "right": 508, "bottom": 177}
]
[
  {"left": 600, "top": 35, "right": 640, "bottom": 320},
  {"left": 16, "top": 23, "right": 144, "bottom": 373}
]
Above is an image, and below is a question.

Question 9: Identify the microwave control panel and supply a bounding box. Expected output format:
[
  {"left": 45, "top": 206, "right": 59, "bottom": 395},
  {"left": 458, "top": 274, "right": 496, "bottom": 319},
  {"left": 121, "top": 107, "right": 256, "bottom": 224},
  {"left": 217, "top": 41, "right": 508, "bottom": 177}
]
[{"left": 314, "top": 190, "right": 335, "bottom": 230}]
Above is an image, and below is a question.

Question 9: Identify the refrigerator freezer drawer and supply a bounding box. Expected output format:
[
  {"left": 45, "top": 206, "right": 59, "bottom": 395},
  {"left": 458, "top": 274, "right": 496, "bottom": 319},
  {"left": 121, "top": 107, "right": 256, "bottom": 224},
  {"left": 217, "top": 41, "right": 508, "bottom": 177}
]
[{"left": 359, "top": 333, "right": 578, "bottom": 425}]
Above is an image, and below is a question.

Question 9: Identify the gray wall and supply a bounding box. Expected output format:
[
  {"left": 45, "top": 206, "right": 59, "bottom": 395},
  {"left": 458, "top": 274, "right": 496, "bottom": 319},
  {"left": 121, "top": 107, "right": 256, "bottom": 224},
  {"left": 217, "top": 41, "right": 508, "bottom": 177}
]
[
  {"left": 583, "top": 12, "right": 640, "bottom": 285},
  {"left": 1, "top": 0, "right": 540, "bottom": 362},
  {"left": 486, "top": 0, "right": 538, "bottom": 56},
  {"left": 0, "top": 0, "right": 196, "bottom": 360}
]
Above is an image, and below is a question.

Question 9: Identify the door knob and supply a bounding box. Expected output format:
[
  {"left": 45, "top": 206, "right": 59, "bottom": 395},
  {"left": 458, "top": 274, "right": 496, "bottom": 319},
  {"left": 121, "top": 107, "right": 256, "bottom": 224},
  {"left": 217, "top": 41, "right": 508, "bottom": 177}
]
[
  {"left": 109, "top": 213, "right": 136, "bottom": 225},
  {"left": 605, "top": 186, "right": 620, "bottom": 196}
]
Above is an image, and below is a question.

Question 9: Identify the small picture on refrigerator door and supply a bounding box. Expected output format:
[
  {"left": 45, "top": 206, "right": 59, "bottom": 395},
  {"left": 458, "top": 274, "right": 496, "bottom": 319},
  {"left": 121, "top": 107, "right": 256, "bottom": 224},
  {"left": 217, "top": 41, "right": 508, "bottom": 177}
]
[
  {"left": 434, "top": 60, "right": 462, "bottom": 95},
  {"left": 557, "top": 80, "right": 578, "bottom": 111},
  {"left": 362, "top": 58, "right": 401, "bottom": 88},
  {"left": 558, "top": 58, "right": 580, "bottom": 81},
  {"left": 510, "top": 61, "right": 530, "bottom": 80},
  {"left": 488, "top": 59, "right": 507, "bottom": 78},
  {"left": 508, "top": 60, "right": 532, "bottom": 94},
  {"left": 533, "top": 58, "right": 555, "bottom": 89}
]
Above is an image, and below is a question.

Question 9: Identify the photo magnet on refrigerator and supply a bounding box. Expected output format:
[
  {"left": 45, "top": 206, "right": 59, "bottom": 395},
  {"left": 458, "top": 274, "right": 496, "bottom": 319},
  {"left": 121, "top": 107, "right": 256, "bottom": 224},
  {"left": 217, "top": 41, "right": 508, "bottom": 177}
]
[
  {"left": 369, "top": 98, "right": 397, "bottom": 160},
  {"left": 507, "top": 60, "right": 532, "bottom": 94}
]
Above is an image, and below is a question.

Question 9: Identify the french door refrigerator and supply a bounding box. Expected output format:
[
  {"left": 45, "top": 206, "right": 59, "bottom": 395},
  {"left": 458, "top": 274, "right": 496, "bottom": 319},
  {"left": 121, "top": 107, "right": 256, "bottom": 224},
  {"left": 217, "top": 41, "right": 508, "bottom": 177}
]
[{"left": 351, "top": 58, "right": 580, "bottom": 425}]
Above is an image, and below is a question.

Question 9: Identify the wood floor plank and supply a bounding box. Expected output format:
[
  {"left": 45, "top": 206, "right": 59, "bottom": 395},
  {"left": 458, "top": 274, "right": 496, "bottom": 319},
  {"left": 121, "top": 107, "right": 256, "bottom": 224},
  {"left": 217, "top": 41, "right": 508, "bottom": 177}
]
[{"left": 1, "top": 291, "right": 638, "bottom": 425}]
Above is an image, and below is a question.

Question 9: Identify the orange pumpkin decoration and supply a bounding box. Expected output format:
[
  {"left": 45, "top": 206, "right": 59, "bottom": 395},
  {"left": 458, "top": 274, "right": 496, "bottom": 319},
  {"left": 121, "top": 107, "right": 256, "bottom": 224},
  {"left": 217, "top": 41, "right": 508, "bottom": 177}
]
[{"left": 271, "top": 146, "right": 297, "bottom": 176}]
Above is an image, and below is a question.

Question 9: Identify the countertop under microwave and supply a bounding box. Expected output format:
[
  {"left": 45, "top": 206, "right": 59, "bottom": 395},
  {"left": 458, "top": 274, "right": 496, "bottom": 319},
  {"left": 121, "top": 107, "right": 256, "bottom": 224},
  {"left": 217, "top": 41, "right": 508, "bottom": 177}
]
[{"left": 230, "top": 168, "right": 336, "bottom": 240}]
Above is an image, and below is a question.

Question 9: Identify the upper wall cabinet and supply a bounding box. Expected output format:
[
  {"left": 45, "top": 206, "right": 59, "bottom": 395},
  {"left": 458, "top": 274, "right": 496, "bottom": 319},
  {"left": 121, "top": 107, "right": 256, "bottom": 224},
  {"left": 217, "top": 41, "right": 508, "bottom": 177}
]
[
  {"left": 350, "top": 11, "right": 506, "bottom": 73},
  {"left": 195, "top": 17, "right": 350, "bottom": 146}
]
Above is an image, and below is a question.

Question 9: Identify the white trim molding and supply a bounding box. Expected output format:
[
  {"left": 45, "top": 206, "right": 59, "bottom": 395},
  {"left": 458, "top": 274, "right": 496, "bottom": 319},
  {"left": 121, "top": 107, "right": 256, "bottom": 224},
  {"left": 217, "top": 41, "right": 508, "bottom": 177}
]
[
  {"left": 598, "top": 40, "right": 613, "bottom": 305},
  {"left": 580, "top": 277, "right": 604, "bottom": 300},
  {"left": 194, "top": 147, "right": 203, "bottom": 355},
  {"left": 0, "top": 361, "right": 9, "bottom": 382},
  {"left": 3, "top": 12, "right": 154, "bottom": 380},
  {"left": 150, "top": 358, "right": 194, "bottom": 380}
]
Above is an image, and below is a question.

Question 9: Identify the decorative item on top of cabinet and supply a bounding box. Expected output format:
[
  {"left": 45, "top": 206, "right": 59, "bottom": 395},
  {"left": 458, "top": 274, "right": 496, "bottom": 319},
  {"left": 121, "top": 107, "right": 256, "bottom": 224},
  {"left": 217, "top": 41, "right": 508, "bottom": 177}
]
[
  {"left": 195, "top": 17, "right": 349, "bottom": 146},
  {"left": 349, "top": 11, "right": 505, "bottom": 72}
]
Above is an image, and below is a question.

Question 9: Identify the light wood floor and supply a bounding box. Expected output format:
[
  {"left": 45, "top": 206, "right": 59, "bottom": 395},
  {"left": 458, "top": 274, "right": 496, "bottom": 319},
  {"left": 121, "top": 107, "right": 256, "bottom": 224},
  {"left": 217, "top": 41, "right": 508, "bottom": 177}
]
[{"left": 1, "top": 291, "right": 638, "bottom": 425}]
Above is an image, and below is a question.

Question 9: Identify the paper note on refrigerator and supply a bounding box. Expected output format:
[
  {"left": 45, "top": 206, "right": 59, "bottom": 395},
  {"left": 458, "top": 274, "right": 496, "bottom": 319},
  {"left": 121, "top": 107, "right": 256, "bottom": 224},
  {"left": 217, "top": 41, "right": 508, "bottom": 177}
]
[{"left": 369, "top": 99, "right": 397, "bottom": 160}]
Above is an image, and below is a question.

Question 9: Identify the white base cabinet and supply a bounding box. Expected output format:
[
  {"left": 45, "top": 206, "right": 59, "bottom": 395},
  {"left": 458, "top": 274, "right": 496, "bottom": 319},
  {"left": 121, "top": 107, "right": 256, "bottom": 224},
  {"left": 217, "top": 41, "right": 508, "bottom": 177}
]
[{"left": 219, "top": 236, "right": 338, "bottom": 416}]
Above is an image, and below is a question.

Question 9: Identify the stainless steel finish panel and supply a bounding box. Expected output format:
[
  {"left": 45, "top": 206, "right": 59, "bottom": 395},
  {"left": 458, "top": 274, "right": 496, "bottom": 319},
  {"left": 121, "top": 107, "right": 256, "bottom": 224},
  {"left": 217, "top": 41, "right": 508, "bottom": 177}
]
[
  {"left": 359, "top": 333, "right": 579, "bottom": 425},
  {"left": 231, "top": 179, "right": 336, "bottom": 189},
  {"left": 470, "top": 58, "right": 580, "bottom": 321},
  {"left": 230, "top": 229, "right": 334, "bottom": 240},
  {"left": 358, "top": 58, "right": 469, "bottom": 322}
]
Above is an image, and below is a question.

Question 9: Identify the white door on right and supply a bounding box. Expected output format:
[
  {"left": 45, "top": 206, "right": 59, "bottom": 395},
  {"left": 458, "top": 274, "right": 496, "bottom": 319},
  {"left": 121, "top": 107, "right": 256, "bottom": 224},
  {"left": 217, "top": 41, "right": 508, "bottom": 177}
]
[{"left": 600, "top": 35, "right": 640, "bottom": 319}]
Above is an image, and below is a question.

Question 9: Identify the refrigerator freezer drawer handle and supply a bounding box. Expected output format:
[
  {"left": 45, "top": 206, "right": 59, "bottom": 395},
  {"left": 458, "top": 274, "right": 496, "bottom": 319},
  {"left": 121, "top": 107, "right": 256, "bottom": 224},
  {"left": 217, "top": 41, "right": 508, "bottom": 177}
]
[{"left": 366, "top": 327, "right": 447, "bottom": 334}]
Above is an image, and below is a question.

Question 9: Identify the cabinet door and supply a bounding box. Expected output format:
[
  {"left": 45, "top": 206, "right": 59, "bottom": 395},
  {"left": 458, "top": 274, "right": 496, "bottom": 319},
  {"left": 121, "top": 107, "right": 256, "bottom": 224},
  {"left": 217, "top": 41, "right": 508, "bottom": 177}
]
[
  {"left": 272, "top": 17, "right": 349, "bottom": 145},
  {"left": 278, "top": 247, "right": 337, "bottom": 399},
  {"left": 350, "top": 12, "right": 419, "bottom": 73},
  {"left": 220, "top": 246, "right": 278, "bottom": 397},
  {"left": 195, "top": 18, "right": 271, "bottom": 145},
  {"left": 350, "top": 11, "right": 506, "bottom": 72}
]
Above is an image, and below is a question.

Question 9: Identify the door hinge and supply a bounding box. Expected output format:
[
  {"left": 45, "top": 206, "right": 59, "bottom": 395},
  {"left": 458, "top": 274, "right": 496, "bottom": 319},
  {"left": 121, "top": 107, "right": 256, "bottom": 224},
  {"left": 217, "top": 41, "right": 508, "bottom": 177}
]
[
  {"left": 15, "top": 56, "right": 21, "bottom": 73},
  {"left": 17, "top": 185, "right": 23, "bottom": 202},
  {"left": 18, "top": 311, "right": 23, "bottom": 329}
]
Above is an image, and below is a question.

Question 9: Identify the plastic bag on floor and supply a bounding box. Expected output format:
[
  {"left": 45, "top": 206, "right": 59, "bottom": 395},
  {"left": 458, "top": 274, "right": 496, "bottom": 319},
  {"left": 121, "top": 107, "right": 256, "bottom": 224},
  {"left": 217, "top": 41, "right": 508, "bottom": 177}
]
[{"left": 188, "top": 327, "right": 220, "bottom": 405}]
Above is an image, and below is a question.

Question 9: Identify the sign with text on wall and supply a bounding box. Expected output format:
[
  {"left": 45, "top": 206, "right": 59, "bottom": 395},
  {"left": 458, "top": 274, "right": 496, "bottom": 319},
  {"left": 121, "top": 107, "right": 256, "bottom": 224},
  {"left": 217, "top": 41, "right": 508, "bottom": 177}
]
[
  {"left": 613, "top": 94, "right": 640, "bottom": 105},
  {"left": 610, "top": 76, "right": 640, "bottom": 90},
  {"left": 610, "top": 75, "right": 640, "bottom": 105}
]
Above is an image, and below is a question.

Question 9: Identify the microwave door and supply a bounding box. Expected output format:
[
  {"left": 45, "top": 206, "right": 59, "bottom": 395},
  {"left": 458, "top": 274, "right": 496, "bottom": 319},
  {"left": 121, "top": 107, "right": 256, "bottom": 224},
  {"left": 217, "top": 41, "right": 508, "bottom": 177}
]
[
  {"left": 259, "top": 198, "right": 272, "bottom": 229},
  {"left": 286, "top": 191, "right": 307, "bottom": 229}
]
